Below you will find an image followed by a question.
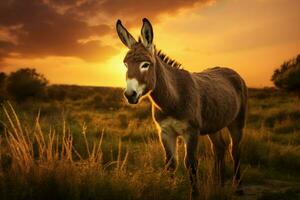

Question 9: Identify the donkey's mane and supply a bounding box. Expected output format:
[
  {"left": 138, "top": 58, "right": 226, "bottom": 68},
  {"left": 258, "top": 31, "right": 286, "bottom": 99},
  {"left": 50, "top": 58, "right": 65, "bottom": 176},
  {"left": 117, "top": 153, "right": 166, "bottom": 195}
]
[
  {"left": 137, "top": 37, "right": 182, "bottom": 69},
  {"left": 156, "top": 49, "right": 182, "bottom": 69}
]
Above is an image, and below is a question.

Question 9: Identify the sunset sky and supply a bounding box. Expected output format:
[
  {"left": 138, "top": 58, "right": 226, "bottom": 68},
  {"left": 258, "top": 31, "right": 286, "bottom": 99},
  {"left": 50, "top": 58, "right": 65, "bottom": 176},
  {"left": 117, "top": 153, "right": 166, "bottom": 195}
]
[{"left": 1, "top": 0, "right": 300, "bottom": 87}]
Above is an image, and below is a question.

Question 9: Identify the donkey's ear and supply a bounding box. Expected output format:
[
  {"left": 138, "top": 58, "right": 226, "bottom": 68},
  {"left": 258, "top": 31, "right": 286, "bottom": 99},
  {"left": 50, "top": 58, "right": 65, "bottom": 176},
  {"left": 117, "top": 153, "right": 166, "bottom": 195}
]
[
  {"left": 141, "top": 18, "right": 154, "bottom": 50},
  {"left": 116, "top": 19, "right": 137, "bottom": 49}
]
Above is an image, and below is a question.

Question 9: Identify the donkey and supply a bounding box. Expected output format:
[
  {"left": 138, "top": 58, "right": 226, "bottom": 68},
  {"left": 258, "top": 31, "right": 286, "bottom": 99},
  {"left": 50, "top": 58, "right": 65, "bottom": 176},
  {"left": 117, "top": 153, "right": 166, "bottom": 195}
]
[{"left": 116, "top": 18, "right": 247, "bottom": 199}]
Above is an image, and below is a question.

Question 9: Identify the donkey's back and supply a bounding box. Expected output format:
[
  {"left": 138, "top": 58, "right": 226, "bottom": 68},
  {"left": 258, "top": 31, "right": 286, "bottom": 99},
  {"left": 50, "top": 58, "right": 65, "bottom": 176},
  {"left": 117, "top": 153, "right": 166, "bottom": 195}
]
[{"left": 192, "top": 67, "right": 247, "bottom": 134}]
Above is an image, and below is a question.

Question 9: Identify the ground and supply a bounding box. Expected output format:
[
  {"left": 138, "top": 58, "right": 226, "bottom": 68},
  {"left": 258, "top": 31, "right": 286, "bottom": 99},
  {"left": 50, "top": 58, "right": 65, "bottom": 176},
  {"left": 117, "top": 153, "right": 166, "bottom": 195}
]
[{"left": 0, "top": 86, "right": 299, "bottom": 200}]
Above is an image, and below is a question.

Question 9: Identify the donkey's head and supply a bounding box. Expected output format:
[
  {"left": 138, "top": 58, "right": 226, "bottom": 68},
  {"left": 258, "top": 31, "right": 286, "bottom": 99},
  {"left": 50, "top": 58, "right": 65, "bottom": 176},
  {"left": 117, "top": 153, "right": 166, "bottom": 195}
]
[{"left": 116, "top": 18, "right": 156, "bottom": 104}]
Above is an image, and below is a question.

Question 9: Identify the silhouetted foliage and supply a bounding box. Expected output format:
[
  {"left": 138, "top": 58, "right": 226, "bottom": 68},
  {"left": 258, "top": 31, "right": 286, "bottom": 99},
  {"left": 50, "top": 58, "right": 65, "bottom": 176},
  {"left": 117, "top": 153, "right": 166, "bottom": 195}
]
[
  {"left": 0, "top": 72, "right": 6, "bottom": 83},
  {"left": 271, "top": 54, "right": 300, "bottom": 91},
  {"left": 0, "top": 72, "right": 7, "bottom": 101},
  {"left": 6, "top": 68, "right": 48, "bottom": 101}
]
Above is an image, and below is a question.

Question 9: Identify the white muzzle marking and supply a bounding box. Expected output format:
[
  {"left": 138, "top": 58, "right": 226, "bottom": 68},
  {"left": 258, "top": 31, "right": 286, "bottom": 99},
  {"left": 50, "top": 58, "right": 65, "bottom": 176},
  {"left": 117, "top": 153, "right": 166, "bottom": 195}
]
[{"left": 126, "top": 78, "right": 146, "bottom": 98}]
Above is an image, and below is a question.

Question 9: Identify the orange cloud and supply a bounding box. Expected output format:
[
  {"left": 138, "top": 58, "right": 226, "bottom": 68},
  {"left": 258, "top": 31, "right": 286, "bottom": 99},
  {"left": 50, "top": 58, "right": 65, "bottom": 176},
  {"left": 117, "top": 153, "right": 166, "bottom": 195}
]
[
  {"left": 0, "top": 0, "right": 115, "bottom": 64},
  {"left": 0, "top": 0, "right": 213, "bottom": 67}
]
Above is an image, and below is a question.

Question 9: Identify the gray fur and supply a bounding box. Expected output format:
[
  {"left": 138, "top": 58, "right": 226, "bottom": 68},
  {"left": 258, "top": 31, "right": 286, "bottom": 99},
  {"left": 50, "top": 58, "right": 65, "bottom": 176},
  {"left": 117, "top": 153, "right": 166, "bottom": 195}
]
[
  {"left": 151, "top": 63, "right": 247, "bottom": 133},
  {"left": 150, "top": 55, "right": 247, "bottom": 197}
]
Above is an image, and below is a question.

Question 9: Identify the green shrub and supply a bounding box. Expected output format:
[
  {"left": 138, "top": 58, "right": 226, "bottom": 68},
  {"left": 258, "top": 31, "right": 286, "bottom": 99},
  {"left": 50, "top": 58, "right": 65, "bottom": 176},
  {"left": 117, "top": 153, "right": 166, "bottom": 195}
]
[
  {"left": 0, "top": 72, "right": 7, "bottom": 101},
  {"left": 271, "top": 54, "right": 300, "bottom": 91},
  {"left": 6, "top": 68, "right": 48, "bottom": 101}
]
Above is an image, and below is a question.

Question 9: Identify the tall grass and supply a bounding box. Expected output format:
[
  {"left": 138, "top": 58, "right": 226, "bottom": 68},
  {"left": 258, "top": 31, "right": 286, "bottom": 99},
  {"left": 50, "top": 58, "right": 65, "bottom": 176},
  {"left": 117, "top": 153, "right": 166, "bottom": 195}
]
[
  {"left": 1, "top": 87, "right": 300, "bottom": 200},
  {"left": 0, "top": 103, "right": 235, "bottom": 200},
  {"left": 0, "top": 103, "right": 133, "bottom": 200}
]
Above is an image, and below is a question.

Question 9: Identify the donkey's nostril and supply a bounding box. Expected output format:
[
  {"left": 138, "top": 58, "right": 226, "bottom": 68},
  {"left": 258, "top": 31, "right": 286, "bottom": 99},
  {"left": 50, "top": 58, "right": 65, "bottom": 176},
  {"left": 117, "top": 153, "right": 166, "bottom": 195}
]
[
  {"left": 132, "top": 91, "right": 137, "bottom": 97},
  {"left": 124, "top": 90, "right": 139, "bottom": 104},
  {"left": 124, "top": 90, "right": 137, "bottom": 99}
]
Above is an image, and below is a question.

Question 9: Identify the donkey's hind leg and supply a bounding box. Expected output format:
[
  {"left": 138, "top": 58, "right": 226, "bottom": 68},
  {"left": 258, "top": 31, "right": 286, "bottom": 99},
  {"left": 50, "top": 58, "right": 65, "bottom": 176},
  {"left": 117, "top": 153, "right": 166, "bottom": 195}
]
[
  {"left": 183, "top": 133, "right": 200, "bottom": 200},
  {"left": 227, "top": 123, "right": 243, "bottom": 188},
  {"left": 208, "top": 130, "right": 229, "bottom": 186}
]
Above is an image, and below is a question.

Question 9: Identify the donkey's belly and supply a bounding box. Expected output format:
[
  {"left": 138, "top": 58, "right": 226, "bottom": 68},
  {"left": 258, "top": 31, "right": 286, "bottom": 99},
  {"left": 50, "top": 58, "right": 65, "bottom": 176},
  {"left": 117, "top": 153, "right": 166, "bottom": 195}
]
[
  {"left": 155, "top": 117, "right": 190, "bottom": 135},
  {"left": 199, "top": 124, "right": 228, "bottom": 135},
  {"left": 199, "top": 96, "right": 240, "bottom": 134}
]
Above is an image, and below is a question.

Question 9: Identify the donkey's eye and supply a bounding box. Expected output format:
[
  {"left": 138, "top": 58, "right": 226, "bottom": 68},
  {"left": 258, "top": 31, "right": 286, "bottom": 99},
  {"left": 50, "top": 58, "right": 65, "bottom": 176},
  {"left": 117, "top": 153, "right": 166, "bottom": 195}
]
[
  {"left": 142, "top": 63, "right": 149, "bottom": 68},
  {"left": 140, "top": 62, "right": 150, "bottom": 70}
]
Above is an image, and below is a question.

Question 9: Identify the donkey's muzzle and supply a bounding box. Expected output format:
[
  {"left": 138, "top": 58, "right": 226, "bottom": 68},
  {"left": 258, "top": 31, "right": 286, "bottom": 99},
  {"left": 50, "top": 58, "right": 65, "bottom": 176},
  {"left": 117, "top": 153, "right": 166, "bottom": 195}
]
[{"left": 124, "top": 90, "right": 139, "bottom": 104}]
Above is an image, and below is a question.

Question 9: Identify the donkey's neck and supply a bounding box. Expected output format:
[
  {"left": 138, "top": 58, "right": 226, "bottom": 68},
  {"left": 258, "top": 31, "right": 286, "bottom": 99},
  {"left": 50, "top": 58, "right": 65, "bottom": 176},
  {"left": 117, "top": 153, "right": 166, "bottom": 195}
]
[{"left": 149, "top": 56, "right": 181, "bottom": 112}]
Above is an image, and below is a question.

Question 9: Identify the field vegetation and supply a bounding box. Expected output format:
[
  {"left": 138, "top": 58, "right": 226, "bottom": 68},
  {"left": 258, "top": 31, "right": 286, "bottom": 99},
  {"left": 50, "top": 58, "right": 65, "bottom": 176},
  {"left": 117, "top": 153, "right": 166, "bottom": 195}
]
[{"left": 0, "top": 84, "right": 300, "bottom": 200}]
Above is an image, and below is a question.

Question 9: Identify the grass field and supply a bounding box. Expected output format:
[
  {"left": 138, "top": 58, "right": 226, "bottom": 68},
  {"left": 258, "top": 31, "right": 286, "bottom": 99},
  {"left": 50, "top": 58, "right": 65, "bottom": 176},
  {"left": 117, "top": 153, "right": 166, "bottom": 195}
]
[{"left": 0, "top": 86, "right": 300, "bottom": 200}]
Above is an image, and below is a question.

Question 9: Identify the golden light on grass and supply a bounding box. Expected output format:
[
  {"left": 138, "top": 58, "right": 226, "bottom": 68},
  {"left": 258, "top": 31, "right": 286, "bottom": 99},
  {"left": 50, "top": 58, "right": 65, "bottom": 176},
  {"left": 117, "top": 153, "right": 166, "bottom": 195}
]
[
  {"left": 1, "top": 88, "right": 300, "bottom": 199},
  {"left": 1, "top": 102, "right": 128, "bottom": 173}
]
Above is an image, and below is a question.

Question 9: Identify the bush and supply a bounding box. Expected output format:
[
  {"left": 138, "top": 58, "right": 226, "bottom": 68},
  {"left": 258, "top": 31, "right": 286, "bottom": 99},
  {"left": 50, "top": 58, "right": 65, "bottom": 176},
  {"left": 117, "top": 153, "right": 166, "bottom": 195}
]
[
  {"left": 0, "top": 72, "right": 7, "bottom": 101},
  {"left": 0, "top": 72, "right": 6, "bottom": 85},
  {"left": 6, "top": 68, "right": 48, "bottom": 101},
  {"left": 271, "top": 54, "right": 300, "bottom": 91}
]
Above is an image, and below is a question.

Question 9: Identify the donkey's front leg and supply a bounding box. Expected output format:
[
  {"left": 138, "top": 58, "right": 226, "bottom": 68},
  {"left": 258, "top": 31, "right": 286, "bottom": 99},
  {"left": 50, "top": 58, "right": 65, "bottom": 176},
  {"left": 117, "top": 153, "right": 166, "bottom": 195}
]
[
  {"left": 159, "top": 130, "right": 178, "bottom": 174},
  {"left": 184, "top": 134, "right": 199, "bottom": 199}
]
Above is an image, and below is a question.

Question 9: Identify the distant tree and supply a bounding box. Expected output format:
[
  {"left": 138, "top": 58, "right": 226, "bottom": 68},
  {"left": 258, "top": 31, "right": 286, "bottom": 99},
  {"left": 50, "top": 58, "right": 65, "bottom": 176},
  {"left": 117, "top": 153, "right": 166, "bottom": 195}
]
[
  {"left": 271, "top": 54, "right": 300, "bottom": 91},
  {"left": 0, "top": 72, "right": 6, "bottom": 87},
  {"left": 6, "top": 68, "right": 48, "bottom": 101},
  {"left": 0, "top": 72, "right": 7, "bottom": 101},
  {"left": 0, "top": 72, "right": 6, "bottom": 82}
]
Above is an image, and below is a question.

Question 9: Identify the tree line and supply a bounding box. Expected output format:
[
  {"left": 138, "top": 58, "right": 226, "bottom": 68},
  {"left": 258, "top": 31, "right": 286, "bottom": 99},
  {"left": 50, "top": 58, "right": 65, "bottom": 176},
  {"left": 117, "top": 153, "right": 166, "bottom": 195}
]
[
  {"left": 0, "top": 54, "right": 299, "bottom": 102},
  {"left": 0, "top": 68, "right": 48, "bottom": 102}
]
